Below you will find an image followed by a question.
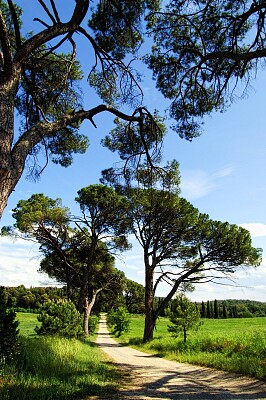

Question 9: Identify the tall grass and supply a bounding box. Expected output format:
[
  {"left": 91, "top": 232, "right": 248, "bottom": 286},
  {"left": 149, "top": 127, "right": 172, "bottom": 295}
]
[
  {"left": 0, "top": 313, "right": 121, "bottom": 400},
  {"left": 117, "top": 315, "right": 266, "bottom": 380}
]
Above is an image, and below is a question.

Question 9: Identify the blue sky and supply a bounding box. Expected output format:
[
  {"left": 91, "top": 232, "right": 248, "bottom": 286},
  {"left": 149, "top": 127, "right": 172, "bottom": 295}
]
[{"left": 1, "top": 2, "right": 266, "bottom": 302}]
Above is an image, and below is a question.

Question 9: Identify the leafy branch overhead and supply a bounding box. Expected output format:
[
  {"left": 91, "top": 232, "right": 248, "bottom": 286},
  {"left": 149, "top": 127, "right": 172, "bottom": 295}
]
[
  {"left": 147, "top": 0, "right": 266, "bottom": 138},
  {"left": 1, "top": 1, "right": 266, "bottom": 219},
  {"left": 0, "top": 0, "right": 161, "bottom": 218}
]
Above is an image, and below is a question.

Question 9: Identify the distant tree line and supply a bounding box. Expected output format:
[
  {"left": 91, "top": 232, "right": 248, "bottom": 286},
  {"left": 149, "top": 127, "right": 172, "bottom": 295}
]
[
  {"left": 198, "top": 299, "right": 266, "bottom": 319},
  {"left": 0, "top": 280, "right": 145, "bottom": 315},
  {"left": 1, "top": 285, "right": 66, "bottom": 312}
]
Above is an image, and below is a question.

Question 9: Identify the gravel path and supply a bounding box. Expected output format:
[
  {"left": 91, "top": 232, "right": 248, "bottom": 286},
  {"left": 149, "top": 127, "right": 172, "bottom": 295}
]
[{"left": 96, "top": 314, "right": 266, "bottom": 399}]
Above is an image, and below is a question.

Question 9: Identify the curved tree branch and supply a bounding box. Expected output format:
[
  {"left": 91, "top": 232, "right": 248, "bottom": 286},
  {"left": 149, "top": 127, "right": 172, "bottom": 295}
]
[
  {"left": 11, "top": 104, "right": 142, "bottom": 171},
  {"left": 14, "top": 1, "right": 90, "bottom": 66},
  {"left": 7, "top": 0, "right": 22, "bottom": 49}
]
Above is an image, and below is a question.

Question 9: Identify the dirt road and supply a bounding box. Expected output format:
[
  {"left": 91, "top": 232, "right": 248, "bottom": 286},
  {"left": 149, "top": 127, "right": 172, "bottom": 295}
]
[{"left": 96, "top": 314, "right": 266, "bottom": 399}]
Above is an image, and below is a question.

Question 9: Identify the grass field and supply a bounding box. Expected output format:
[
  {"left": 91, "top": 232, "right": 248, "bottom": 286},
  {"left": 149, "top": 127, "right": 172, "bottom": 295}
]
[
  {"left": 0, "top": 312, "right": 121, "bottom": 400},
  {"left": 2, "top": 312, "right": 266, "bottom": 399},
  {"left": 16, "top": 312, "right": 40, "bottom": 336},
  {"left": 116, "top": 315, "right": 266, "bottom": 380}
]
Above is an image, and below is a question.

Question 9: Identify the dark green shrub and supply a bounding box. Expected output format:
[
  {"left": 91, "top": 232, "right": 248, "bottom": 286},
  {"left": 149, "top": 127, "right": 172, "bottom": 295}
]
[
  {"left": 0, "top": 287, "right": 19, "bottom": 365},
  {"left": 35, "top": 300, "right": 83, "bottom": 338},
  {"left": 88, "top": 315, "right": 99, "bottom": 334},
  {"left": 107, "top": 307, "right": 131, "bottom": 337}
]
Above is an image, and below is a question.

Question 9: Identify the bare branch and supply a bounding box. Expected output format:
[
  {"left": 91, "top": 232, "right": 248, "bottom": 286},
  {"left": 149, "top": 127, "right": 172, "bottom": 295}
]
[
  {"left": 7, "top": 0, "right": 22, "bottom": 48},
  {"left": 0, "top": 8, "right": 13, "bottom": 77},
  {"left": 14, "top": 1, "right": 90, "bottom": 65},
  {"left": 37, "top": 0, "right": 57, "bottom": 25},
  {"left": 77, "top": 26, "right": 144, "bottom": 100},
  {"left": 33, "top": 18, "right": 50, "bottom": 29},
  {"left": 50, "top": 0, "right": 61, "bottom": 23}
]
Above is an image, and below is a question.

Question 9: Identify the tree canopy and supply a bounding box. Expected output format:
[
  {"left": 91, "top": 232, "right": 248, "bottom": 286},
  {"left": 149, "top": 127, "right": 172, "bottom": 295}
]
[
  {"left": 147, "top": 0, "right": 266, "bottom": 138},
  {"left": 106, "top": 163, "right": 262, "bottom": 342},
  {"left": 0, "top": 0, "right": 161, "bottom": 218},
  {"left": 7, "top": 186, "right": 131, "bottom": 334},
  {"left": 1, "top": 1, "right": 266, "bottom": 218}
]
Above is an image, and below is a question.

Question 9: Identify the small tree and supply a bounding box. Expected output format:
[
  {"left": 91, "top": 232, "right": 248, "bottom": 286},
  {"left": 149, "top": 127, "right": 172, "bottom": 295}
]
[
  {"left": 167, "top": 295, "right": 202, "bottom": 343},
  {"left": 107, "top": 307, "right": 131, "bottom": 337},
  {"left": 35, "top": 300, "right": 83, "bottom": 338},
  {"left": 0, "top": 287, "right": 19, "bottom": 365}
]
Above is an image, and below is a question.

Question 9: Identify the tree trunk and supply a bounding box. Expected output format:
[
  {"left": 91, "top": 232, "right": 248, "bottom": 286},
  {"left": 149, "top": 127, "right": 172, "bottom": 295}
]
[
  {"left": 0, "top": 85, "right": 17, "bottom": 219},
  {"left": 83, "top": 288, "right": 102, "bottom": 336},
  {"left": 184, "top": 327, "right": 187, "bottom": 343},
  {"left": 83, "top": 297, "right": 90, "bottom": 336},
  {"left": 143, "top": 262, "right": 156, "bottom": 342}
]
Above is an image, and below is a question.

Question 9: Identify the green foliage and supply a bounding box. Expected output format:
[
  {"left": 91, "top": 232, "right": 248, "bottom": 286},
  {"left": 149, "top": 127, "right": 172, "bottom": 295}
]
[
  {"left": 0, "top": 286, "right": 67, "bottom": 311},
  {"left": 116, "top": 314, "right": 266, "bottom": 380},
  {"left": 103, "top": 161, "right": 261, "bottom": 342},
  {"left": 6, "top": 186, "right": 133, "bottom": 324},
  {"left": 167, "top": 295, "right": 202, "bottom": 343},
  {"left": 16, "top": 312, "right": 39, "bottom": 336},
  {"left": 0, "top": 288, "right": 19, "bottom": 365},
  {"left": 107, "top": 307, "right": 131, "bottom": 337},
  {"left": 146, "top": 0, "right": 263, "bottom": 139},
  {"left": 90, "top": 0, "right": 145, "bottom": 59},
  {"left": 124, "top": 279, "right": 145, "bottom": 314},
  {"left": 76, "top": 184, "right": 132, "bottom": 250},
  {"left": 199, "top": 299, "right": 266, "bottom": 319},
  {"left": 88, "top": 315, "right": 100, "bottom": 334},
  {"left": 35, "top": 300, "right": 83, "bottom": 338},
  {"left": 102, "top": 112, "right": 166, "bottom": 165},
  {"left": 2, "top": 0, "right": 266, "bottom": 223},
  {"left": 0, "top": 335, "right": 121, "bottom": 399},
  {"left": 12, "top": 193, "right": 70, "bottom": 234}
]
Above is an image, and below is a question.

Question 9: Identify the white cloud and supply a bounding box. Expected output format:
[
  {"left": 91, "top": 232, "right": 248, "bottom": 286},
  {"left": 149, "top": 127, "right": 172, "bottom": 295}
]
[
  {"left": 180, "top": 165, "right": 233, "bottom": 200},
  {"left": 0, "top": 236, "right": 56, "bottom": 287},
  {"left": 240, "top": 223, "right": 266, "bottom": 237},
  {"left": 213, "top": 165, "right": 234, "bottom": 179}
]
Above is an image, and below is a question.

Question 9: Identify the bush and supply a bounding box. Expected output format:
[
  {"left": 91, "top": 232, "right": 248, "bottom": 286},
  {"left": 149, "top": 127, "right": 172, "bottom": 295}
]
[
  {"left": 35, "top": 300, "right": 83, "bottom": 338},
  {"left": 107, "top": 307, "right": 131, "bottom": 337},
  {"left": 88, "top": 315, "right": 99, "bottom": 334},
  {"left": 0, "top": 287, "right": 19, "bottom": 366}
]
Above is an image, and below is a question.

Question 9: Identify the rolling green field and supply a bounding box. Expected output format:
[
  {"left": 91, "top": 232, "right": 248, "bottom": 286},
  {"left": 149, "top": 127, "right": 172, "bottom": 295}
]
[
  {"left": 116, "top": 315, "right": 266, "bottom": 380},
  {"left": 2, "top": 312, "right": 266, "bottom": 400},
  {"left": 0, "top": 313, "right": 121, "bottom": 400}
]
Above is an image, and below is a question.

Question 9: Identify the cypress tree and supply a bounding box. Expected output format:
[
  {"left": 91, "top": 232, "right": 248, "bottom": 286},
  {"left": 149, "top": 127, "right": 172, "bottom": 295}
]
[
  {"left": 201, "top": 301, "right": 206, "bottom": 318},
  {"left": 214, "top": 299, "right": 219, "bottom": 319},
  {"left": 206, "top": 301, "right": 211, "bottom": 318},
  {"left": 210, "top": 301, "right": 214, "bottom": 318},
  {"left": 222, "top": 302, "right": 228, "bottom": 319}
]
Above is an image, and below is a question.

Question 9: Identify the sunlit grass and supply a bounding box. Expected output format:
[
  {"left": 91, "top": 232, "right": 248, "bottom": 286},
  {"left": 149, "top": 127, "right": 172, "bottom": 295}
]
[
  {"left": 117, "top": 315, "right": 266, "bottom": 380},
  {"left": 16, "top": 312, "right": 39, "bottom": 337},
  {"left": 0, "top": 313, "right": 121, "bottom": 399}
]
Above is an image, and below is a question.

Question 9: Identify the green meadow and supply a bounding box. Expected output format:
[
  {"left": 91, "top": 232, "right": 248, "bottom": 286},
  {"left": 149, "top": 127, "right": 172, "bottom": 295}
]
[
  {"left": 1, "top": 313, "right": 266, "bottom": 400},
  {"left": 0, "top": 312, "right": 121, "bottom": 400},
  {"left": 117, "top": 315, "right": 266, "bottom": 380}
]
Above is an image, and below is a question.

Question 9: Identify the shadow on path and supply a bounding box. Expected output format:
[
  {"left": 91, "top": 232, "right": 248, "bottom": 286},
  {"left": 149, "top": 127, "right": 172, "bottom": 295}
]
[{"left": 96, "top": 315, "right": 266, "bottom": 400}]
